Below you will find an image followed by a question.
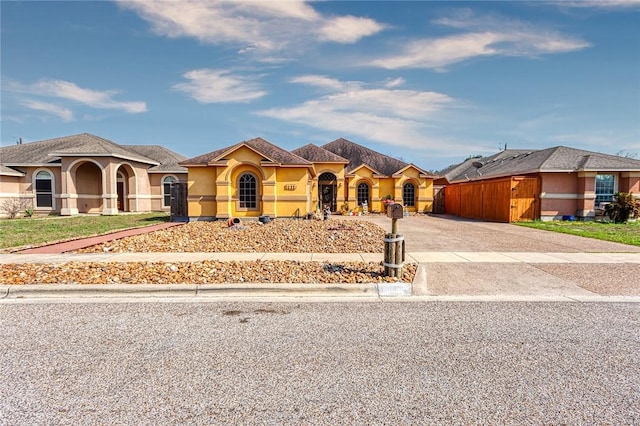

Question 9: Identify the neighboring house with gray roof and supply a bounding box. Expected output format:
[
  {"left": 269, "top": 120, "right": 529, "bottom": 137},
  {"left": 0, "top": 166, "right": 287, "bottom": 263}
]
[
  {"left": 436, "top": 146, "right": 640, "bottom": 222},
  {"left": 0, "top": 133, "right": 187, "bottom": 217},
  {"left": 180, "top": 137, "right": 434, "bottom": 220}
]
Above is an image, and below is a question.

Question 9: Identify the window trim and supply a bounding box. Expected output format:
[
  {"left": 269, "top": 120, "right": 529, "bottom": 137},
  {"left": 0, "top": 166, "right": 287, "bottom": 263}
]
[
  {"left": 595, "top": 173, "right": 617, "bottom": 207},
  {"left": 162, "top": 175, "right": 177, "bottom": 208},
  {"left": 33, "top": 168, "right": 54, "bottom": 210},
  {"left": 357, "top": 181, "right": 370, "bottom": 207},
  {"left": 238, "top": 172, "right": 259, "bottom": 211},
  {"left": 403, "top": 182, "right": 416, "bottom": 207}
]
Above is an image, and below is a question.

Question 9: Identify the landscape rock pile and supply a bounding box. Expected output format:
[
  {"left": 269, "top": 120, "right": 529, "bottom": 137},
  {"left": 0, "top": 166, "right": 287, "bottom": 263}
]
[
  {"left": 77, "top": 219, "right": 386, "bottom": 253},
  {"left": 1, "top": 260, "right": 417, "bottom": 285},
  {"left": 1, "top": 219, "right": 416, "bottom": 285}
]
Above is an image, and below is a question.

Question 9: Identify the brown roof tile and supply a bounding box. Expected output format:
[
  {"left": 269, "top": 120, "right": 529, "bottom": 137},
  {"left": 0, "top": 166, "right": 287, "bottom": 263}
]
[
  {"left": 321, "top": 138, "right": 408, "bottom": 176},
  {"left": 292, "top": 144, "right": 349, "bottom": 163},
  {"left": 181, "top": 137, "right": 311, "bottom": 166}
]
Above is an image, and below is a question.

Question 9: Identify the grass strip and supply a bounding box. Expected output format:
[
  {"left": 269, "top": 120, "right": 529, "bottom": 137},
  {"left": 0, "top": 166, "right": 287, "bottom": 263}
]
[
  {"left": 0, "top": 213, "right": 169, "bottom": 249},
  {"left": 516, "top": 220, "right": 640, "bottom": 246}
]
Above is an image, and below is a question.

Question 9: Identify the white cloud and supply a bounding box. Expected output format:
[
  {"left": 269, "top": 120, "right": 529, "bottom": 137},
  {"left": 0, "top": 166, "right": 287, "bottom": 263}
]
[
  {"left": 173, "top": 69, "right": 267, "bottom": 103},
  {"left": 20, "top": 99, "right": 74, "bottom": 122},
  {"left": 118, "top": 0, "right": 384, "bottom": 54},
  {"left": 256, "top": 76, "right": 465, "bottom": 151},
  {"left": 289, "top": 75, "right": 361, "bottom": 91},
  {"left": 556, "top": 0, "right": 640, "bottom": 8},
  {"left": 384, "top": 77, "right": 405, "bottom": 88},
  {"left": 9, "top": 79, "right": 147, "bottom": 113},
  {"left": 371, "top": 13, "right": 590, "bottom": 70},
  {"left": 318, "top": 15, "right": 385, "bottom": 43}
]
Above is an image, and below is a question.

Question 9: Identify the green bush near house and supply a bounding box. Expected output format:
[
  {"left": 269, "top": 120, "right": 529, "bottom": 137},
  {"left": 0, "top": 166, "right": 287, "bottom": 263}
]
[
  {"left": 516, "top": 220, "right": 640, "bottom": 247},
  {"left": 604, "top": 192, "right": 640, "bottom": 224},
  {"left": 0, "top": 213, "right": 169, "bottom": 249}
]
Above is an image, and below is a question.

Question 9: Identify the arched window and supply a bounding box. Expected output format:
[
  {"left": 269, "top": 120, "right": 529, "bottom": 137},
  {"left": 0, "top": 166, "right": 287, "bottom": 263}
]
[
  {"left": 35, "top": 170, "right": 53, "bottom": 208},
  {"left": 162, "top": 176, "right": 176, "bottom": 207},
  {"left": 357, "top": 182, "right": 369, "bottom": 207},
  {"left": 403, "top": 183, "right": 415, "bottom": 207},
  {"left": 239, "top": 173, "right": 257, "bottom": 209}
]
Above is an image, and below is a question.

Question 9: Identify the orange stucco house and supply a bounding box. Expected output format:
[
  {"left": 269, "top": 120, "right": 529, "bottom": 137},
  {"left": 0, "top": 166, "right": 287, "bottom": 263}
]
[{"left": 179, "top": 137, "right": 434, "bottom": 220}]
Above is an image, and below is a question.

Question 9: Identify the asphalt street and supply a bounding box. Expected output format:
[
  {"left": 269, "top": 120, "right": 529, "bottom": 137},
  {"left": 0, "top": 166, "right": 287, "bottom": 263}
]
[{"left": 1, "top": 301, "right": 638, "bottom": 425}]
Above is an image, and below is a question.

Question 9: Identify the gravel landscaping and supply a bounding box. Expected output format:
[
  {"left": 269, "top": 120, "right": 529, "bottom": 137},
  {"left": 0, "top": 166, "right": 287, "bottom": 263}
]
[
  {"left": 0, "top": 260, "right": 417, "bottom": 285},
  {"left": 76, "top": 219, "right": 385, "bottom": 253},
  {"left": 1, "top": 219, "right": 418, "bottom": 285}
]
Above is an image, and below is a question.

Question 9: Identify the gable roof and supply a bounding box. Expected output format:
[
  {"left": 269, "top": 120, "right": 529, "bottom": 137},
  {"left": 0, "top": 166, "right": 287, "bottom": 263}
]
[
  {"left": 0, "top": 164, "right": 25, "bottom": 177},
  {"left": 0, "top": 133, "right": 161, "bottom": 166},
  {"left": 321, "top": 138, "right": 409, "bottom": 176},
  {"left": 346, "top": 163, "right": 386, "bottom": 177},
  {"left": 441, "top": 146, "right": 640, "bottom": 183},
  {"left": 122, "top": 145, "right": 187, "bottom": 173},
  {"left": 181, "top": 137, "right": 312, "bottom": 166},
  {"left": 393, "top": 163, "right": 433, "bottom": 177},
  {"left": 291, "top": 144, "right": 349, "bottom": 163}
]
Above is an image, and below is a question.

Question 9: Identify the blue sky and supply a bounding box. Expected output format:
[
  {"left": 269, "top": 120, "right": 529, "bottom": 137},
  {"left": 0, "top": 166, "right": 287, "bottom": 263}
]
[{"left": 1, "top": 0, "right": 639, "bottom": 171}]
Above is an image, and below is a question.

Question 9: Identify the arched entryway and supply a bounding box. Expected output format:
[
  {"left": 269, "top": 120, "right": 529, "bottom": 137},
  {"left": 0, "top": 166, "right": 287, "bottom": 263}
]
[
  {"left": 75, "top": 161, "right": 102, "bottom": 213},
  {"left": 318, "top": 172, "right": 337, "bottom": 212},
  {"left": 116, "top": 171, "right": 127, "bottom": 212}
]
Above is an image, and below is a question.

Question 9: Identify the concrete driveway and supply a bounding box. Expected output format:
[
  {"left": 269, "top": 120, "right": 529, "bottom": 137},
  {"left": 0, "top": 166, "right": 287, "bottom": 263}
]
[
  {"left": 352, "top": 213, "right": 640, "bottom": 253},
  {"left": 341, "top": 214, "right": 640, "bottom": 297}
]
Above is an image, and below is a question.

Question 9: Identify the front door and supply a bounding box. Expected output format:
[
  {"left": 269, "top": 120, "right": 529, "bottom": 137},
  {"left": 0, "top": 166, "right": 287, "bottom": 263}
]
[
  {"left": 318, "top": 172, "right": 338, "bottom": 212},
  {"left": 117, "top": 182, "right": 124, "bottom": 211},
  {"left": 319, "top": 183, "right": 336, "bottom": 212}
]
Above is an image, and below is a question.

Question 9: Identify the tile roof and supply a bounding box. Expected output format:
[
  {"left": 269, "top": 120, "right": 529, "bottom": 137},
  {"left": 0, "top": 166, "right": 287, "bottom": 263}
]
[
  {"left": 0, "top": 165, "right": 25, "bottom": 177},
  {"left": 441, "top": 146, "right": 640, "bottom": 183},
  {"left": 121, "top": 145, "right": 187, "bottom": 173},
  {"left": 321, "top": 138, "right": 409, "bottom": 176},
  {"left": 181, "top": 137, "right": 312, "bottom": 166},
  {"left": 291, "top": 144, "right": 349, "bottom": 163},
  {"left": 0, "top": 133, "right": 158, "bottom": 165}
]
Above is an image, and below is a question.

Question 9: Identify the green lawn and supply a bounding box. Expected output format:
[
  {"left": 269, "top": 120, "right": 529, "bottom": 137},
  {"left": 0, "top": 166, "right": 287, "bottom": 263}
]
[
  {"left": 0, "top": 213, "right": 169, "bottom": 249},
  {"left": 516, "top": 220, "right": 640, "bottom": 247}
]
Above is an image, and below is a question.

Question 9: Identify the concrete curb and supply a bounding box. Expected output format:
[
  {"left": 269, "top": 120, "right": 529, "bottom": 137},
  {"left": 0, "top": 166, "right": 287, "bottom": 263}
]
[{"left": 0, "top": 282, "right": 415, "bottom": 299}]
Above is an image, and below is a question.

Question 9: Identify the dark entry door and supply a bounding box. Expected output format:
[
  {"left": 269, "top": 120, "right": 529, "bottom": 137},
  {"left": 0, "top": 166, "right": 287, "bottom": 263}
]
[
  {"left": 318, "top": 172, "right": 337, "bottom": 212},
  {"left": 170, "top": 182, "right": 188, "bottom": 222},
  {"left": 117, "top": 182, "right": 125, "bottom": 211},
  {"left": 319, "top": 184, "right": 336, "bottom": 212}
]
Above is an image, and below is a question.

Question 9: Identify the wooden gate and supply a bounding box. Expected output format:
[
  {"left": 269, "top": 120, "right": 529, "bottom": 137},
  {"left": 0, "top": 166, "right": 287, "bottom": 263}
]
[
  {"left": 170, "top": 182, "right": 188, "bottom": 222},
  {"left": 432, "top": 186, "right": 446, "bottom": 213},
  {"left": 444, "top": 176, "right": 540, "bottom": 222},
  {"left": 509, "top": 177, "right": 539, "bottom": 222}
]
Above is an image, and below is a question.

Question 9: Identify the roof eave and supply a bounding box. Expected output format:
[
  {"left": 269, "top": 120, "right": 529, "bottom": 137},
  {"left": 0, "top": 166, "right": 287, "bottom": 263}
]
[
  {"left": 2, "top": 162, "right": 62, "bottom": 168},
  {"left": 214, "top": 142, "right": 278, "bottom": 164},
  {"left": 48, "top": 152, "right": 160, "bottom": 166}
]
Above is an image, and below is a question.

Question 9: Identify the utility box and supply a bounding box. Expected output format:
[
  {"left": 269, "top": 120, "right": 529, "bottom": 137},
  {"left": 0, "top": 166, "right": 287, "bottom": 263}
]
[{"left": 387, "top": 203, "right": 404, "bottom": 219}]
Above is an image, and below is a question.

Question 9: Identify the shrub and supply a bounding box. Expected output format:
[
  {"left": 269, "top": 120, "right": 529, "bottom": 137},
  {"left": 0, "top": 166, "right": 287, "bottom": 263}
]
[
  {"left": 604, "top": 192, "right": 640, "bottom": 223},
  {"left": 1, "top": 197, "right": 33, "bottom": 219}
]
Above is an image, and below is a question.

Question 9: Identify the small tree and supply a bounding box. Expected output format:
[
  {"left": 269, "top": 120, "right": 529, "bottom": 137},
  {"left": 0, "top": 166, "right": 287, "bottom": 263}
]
[
  {"left": 1, "top": 196, "right": 33, "bottom": 219},
  {"left": 604, "top": 192, "right": 640, "bottom": 223}
]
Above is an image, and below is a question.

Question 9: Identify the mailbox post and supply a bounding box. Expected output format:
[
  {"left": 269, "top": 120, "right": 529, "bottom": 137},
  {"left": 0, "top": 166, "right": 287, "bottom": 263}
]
[{"left": 384, "top": 203, "right": 405, "bottom": 278}]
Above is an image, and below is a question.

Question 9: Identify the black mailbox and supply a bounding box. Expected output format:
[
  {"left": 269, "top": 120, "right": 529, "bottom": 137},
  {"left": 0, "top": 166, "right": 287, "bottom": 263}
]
[{"left": 387, "top": 203, "right": 404, "bottom": 219}]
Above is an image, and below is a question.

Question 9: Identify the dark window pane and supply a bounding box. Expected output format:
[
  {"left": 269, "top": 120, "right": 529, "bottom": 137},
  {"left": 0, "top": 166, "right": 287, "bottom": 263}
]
[
  {"left": 37, "top": 194, "right": 52, "bottom": 208},
  {"left": 239, "top": 173, "right": 257, "bottom": 209},
  {"left": 35, "top": 179, "right": 52, "bottom": 192},
  {"left": 403, "top": 183, "right": 415, "bottom": 207},
  {"left": 357, "top": 183, "right": 369, "bottom": 206}
]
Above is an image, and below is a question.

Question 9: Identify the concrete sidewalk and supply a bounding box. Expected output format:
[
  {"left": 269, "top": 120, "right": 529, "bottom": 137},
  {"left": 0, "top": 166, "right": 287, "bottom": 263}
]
[
  {"left": 2, "top": 251, "right": 639, "bottom": 264},
  {"left": 1, "top": 251, "right": 639, "bottom": 301}
]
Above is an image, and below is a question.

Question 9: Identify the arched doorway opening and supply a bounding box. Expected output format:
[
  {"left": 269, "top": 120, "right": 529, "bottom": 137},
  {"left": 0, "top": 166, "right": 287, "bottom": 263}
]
[
  {"left": 75, "top": 162, "right": 102, "bottom": 213},
  {"left": 116, "top": 171, "right": 127, "bottom": 212},
  {"left": 318, "top": 172, "right": 337, "bottom": 212}
]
